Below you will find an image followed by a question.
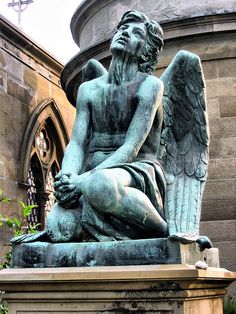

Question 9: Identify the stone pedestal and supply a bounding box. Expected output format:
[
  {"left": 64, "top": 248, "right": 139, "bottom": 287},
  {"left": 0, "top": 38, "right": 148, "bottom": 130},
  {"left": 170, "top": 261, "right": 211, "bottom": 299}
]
[
  {"left": 12, "top": 238, "right": 219, "bottom": 268},
  {"left": 0, "top": 265, "right": 235, "bottom": 313}
]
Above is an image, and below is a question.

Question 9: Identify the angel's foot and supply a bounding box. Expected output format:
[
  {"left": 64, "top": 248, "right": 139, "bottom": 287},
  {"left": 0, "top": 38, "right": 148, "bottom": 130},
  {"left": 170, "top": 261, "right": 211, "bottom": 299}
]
[
  {"left": 11, "top": 220, "right": 82, "bottom": 244},
  {"left": 168, "top": 232, "right": 199, "bottom": 244},
  {"left": 11, "top": 231, "right": 48, "bottom": 244},
  {"left": 196, "top": 235, "right": 213, "bottom": 251}
]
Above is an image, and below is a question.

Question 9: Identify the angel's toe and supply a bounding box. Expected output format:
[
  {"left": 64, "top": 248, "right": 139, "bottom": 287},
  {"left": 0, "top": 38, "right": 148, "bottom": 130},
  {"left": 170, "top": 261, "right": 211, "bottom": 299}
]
[{"left": 196, "top": 235, "right": 213, "bottom": 250}]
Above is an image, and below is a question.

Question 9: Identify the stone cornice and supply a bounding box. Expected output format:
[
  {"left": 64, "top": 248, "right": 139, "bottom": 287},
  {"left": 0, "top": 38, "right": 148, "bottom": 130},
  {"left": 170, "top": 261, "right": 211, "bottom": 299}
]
[
  {"left": 62, "top": 13, "right": 236, "bottom": 107},
  {"left": 162, "top": 12, "right": 236, "bottom": 41},
  {"left": 71, "top": 0, "right": 236, "bottom": 48},
  {"left": 0, "top": 14, "right": 63, "bottom": 76},
  {"left": 71, "top": 0, "right": 114, "bottom": 47}
]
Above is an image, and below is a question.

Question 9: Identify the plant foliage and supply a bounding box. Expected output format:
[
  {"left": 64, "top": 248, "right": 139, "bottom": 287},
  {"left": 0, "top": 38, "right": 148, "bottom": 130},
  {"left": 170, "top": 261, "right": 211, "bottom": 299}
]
[
  {"left": 0, "top": 189, "right": 40, "bottom": 313},
  {"left": 224, "top": 295, "right": 236, "bottom": 314}
]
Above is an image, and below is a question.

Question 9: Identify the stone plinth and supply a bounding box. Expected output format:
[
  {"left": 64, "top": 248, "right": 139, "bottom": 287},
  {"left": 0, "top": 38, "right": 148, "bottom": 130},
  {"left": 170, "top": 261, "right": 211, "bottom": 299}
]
[
  {"left": 12, "top": 238, "right": 219, "bottom": 268},
  {"left": 0, "top": 265, "right": 235, "bottom": 313}
]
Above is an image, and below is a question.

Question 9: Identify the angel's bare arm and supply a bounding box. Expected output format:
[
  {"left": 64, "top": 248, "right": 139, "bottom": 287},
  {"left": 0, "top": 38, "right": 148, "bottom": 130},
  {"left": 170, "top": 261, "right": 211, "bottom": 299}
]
[{"left": 61, "top": 83, "right": 90, "bottom": 174}]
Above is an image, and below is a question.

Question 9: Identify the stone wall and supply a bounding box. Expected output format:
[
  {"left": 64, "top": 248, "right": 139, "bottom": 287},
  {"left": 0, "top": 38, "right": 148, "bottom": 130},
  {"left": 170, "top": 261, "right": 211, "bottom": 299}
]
[{"left": 0, "top": 16, "right": 75, "bottom": 264}]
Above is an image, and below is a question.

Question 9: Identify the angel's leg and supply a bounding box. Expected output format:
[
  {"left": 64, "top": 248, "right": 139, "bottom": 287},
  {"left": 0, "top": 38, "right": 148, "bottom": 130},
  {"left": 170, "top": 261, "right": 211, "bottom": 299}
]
[
  {"left": 45, "top": 203, "right": 82, "bottom": 242},
  {"left": 11, "top": 202, "right": 82, "bottom": 244},
  {"left": 80, "top": 168, "right": 168, "bottom": 236}
]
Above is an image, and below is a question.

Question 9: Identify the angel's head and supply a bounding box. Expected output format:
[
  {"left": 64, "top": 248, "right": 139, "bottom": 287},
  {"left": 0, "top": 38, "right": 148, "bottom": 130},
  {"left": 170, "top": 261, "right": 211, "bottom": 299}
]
[{"left": 114, "top": 10, "right": 164, "bottom": 73}]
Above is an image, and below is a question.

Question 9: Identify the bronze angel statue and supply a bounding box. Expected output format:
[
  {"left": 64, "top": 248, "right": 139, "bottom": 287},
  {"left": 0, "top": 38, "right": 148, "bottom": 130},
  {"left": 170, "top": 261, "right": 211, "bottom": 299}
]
[{"left": 12, "top": 10, "right": 211, "bottom": 249}]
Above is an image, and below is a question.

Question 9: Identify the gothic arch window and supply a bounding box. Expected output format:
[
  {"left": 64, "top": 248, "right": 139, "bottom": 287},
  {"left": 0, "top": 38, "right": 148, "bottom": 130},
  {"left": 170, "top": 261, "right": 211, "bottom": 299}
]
[{"left": 19, "top": 99, "right": 69, "bottom": 229}]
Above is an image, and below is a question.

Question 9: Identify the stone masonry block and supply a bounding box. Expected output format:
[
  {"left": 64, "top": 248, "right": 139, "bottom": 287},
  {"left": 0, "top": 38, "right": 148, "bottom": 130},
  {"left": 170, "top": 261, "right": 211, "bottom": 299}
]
[
  {"left": 204, "top": 178, "right": 236, "bottom": 200},
  {"left": 220, "top": 137, "right": 236, "bottom": 157},
  {"left": 215, "top": 241, "right": 236, "bottom": 271},
  {"left": 35, "top": 73, "right": 51, "bottom": 103},
  {"left": 50, "top": 83, "right": 68, "bottom": 108},
  {"left": 58, "top": 107, "right": 75, "bottom": 136},
  {"left": 0, "top": 125, "right": 22, "bottom": 160},
  {"left": 0, "top": 69, "right": 7, "bottom": 93},
  {"left": 209, "top": 138, "right": 222, "bottom": 159},
  {"left": 219, "top": 96, "right": 236, "bottom": 118},
  {"left": 6, "top": 78, "right": 16, "bottom": 98},
  {"left": 208, "top": 157, "right": 236, "bottom": 179},
  {"left": 202, "top": 60, "right": 218, "bottom": 80},
  {"left": 206, "top": 77, "right": 236, "bottom": 99},
  {"left": 1, "top": 92, "right": 14, "bottom": 116},
  {"left": 5, "top": 158, "right": 19, "bottom": 181},
  {"left": 93, "top": 8, "right": 109, "bottom": 43},
  {"left": 0, "top": 178, "right": 26, "bottom": 208},
  {"left": 0, "top": 135, "right": 9, "bottom": 157},
  {"left": 0, "top": 50, "right": 7, "bottom": 68},
  {"left": 0, "top": 244, "right": 11, "bottom": 266},
  {"left": 218, "top": 58, "right": 236, "bottom": 78},
  {"left": 0, "top": 111, "right": 6, "bottom": 135},
  {"left": 201, "top": 199, "right": 236, "bottom": 221},
  {"left": 209, "top": 118, "right": 236, "bottom": 138},
  {"left": 1, "top": 50, "right": 23, "bottom": 82},
  {"left": 209, "top": 137, "right": 236, "bottom": 159},
  {"left": 0, "top": 155, "right": 7, "bottom": 178},
  {"left": 206, "top": 98, "right": 220, "bottom": 120},
  {"left": 200, "top": 220, "right": 236, "bottom": 242},
  {"left": 7, "top": 78, "right": 32, "bottom": 104},
  {"left": 0, "top": 223, "right": 12, "bottom": 243},
  {"left": 23, "top": 66, "right": 38, "bottom": 91}
]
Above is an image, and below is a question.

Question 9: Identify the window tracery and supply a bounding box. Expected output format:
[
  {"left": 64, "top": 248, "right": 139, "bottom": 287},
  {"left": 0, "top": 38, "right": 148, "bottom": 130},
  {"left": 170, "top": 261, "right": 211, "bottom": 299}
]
[{"left": 19, "top": 99, "right": 69, "bottom": 230}]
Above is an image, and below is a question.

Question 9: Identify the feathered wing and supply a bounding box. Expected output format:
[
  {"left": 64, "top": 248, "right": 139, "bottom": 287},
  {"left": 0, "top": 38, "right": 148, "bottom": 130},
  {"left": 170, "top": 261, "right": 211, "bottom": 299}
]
[
  {"left": 81, "top": 59, "right": 107, "bottom": 82},
  {"left": 159, "top": 50, "right": 209, "bottom": 243}
]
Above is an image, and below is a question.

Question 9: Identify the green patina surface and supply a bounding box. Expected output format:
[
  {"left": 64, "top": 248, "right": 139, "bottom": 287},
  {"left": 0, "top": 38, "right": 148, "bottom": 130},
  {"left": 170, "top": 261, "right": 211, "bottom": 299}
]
[{"left": 12, "top": 11, "right": 211, "bottom": 266}]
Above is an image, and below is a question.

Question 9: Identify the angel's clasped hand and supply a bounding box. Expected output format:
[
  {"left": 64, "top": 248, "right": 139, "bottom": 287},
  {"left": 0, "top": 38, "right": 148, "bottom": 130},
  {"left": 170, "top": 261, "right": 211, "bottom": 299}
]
[{"left": 54, "top": 171, "right": 82, "bottom": 208}]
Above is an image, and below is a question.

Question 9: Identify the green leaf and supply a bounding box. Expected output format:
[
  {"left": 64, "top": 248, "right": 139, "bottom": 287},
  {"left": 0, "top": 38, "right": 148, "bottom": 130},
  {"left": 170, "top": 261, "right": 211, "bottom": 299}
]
[
  {"left": 0, "top": 188, "right": 3, "bottom": 195},
  {"left": 13, "top": 229, "right": 24, "bottom": 237},
  {"left": 0, "top": 221, "right": 3, "bottom": 227},
  {"left": 23, "top": 204, "right": 37, "bottom": 217},
  {"left": 18, "top": 201, "right": 26, "bottom": 209},
  {"left": 12, "top": 217, "right": 21, "bottom": 228},
  {"left": 1, "top": 197, "right": 11, "bottom": 203},
  {"left": 6, "top": 219, "right": 14, "bottom": 228},
  {"left": 28, "top": 222, "right": 41, "bottom": 233}
]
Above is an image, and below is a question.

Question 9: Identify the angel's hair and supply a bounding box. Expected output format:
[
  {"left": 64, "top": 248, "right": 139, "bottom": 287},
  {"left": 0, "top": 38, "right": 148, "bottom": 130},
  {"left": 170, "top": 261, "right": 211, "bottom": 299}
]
[{"left": 117, "top": 10, "right": 164, "bottom": 74}]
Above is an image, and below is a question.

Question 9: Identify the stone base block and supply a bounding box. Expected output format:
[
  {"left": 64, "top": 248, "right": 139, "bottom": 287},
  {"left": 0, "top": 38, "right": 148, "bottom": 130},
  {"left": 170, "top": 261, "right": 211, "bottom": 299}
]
[
  {"left": 0, "top": 265, "right": 235, "bottom": 313},
  {"left": 12, "top": 238, "right": 219, "bottom": 268}
]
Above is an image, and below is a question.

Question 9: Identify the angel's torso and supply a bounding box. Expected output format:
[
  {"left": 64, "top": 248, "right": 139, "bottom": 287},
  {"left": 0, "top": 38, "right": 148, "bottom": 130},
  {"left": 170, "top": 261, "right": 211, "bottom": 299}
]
[{"left": 84, "top": 74, "right": 163, "bottom": 169}]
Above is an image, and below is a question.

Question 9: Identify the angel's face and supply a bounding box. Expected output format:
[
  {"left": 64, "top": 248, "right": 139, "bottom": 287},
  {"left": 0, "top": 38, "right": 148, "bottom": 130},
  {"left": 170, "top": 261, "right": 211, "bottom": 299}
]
[{"left": 111, "top": 22, "right": 147, "bottom": 57}]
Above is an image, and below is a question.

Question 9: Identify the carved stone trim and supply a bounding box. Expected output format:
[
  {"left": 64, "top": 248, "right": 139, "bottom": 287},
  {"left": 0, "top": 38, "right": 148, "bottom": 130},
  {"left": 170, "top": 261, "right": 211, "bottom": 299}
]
[{"left": 0, "top": 15, "right": 63, "bottom": 74}]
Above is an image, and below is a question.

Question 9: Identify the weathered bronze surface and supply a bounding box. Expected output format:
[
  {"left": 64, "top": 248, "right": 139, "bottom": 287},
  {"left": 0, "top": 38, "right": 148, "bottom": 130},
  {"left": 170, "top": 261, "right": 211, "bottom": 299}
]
[
  {"left": 11, "top": 11, "right": 211, "bottom": 266},
  {"left": 12, "top": 239, "right": 219, "bottom": 268}
]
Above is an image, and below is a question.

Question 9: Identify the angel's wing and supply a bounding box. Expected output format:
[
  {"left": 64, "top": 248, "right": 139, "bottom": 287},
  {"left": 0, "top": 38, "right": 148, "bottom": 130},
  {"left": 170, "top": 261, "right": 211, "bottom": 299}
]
[
  {"left": 81, "top": 59, "right": 107, "bottom": 83},
  {"left": 159, "top": 50, "right": 209, "bottom": 243}
]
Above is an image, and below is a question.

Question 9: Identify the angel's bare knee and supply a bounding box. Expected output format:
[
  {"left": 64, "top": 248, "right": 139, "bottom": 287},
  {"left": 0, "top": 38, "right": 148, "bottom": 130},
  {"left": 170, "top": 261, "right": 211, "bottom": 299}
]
[{"left": 81, "top": 170, "right": 120, "bottom": 212}]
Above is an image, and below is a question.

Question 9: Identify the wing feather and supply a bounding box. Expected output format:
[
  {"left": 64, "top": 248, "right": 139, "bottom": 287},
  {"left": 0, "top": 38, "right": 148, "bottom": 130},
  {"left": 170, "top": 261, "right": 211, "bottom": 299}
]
[{"left": 159, "top": 50, "right": 209, "bottom": 240}]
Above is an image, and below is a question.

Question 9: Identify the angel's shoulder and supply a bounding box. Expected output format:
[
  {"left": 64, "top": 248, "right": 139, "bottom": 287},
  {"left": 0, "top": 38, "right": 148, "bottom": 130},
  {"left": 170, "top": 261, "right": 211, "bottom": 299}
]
[{"left": 138, "top": 73, "right": 163, "bottom": 92}]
